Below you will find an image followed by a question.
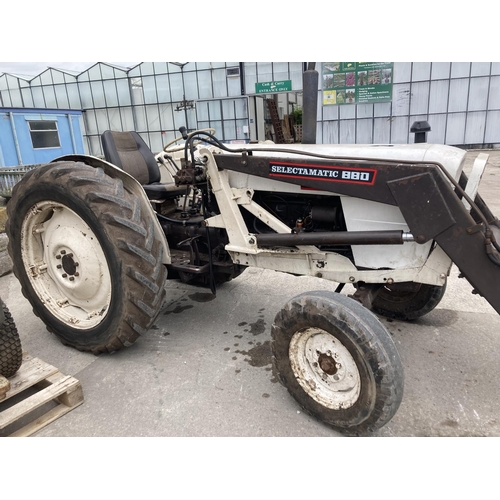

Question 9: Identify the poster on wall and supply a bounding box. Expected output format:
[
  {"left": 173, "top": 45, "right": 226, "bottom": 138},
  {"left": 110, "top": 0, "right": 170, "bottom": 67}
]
[{"left": 322, "top": 62, "right": 393, "bottom": 106}]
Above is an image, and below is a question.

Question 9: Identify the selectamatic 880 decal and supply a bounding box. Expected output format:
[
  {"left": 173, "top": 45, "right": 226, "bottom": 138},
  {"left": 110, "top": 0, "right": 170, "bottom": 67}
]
[{"left": 269, "top": 161, "right": 377, "bottom": 185}]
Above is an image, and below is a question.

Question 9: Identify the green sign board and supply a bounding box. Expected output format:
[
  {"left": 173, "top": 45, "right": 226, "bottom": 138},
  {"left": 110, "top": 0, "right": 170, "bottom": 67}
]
[
  {"left": 255, "top": 80, "right": 292, "bottom": 94},
  {"left": 322, "top": 62, "right": 393, "bottom": 105}
]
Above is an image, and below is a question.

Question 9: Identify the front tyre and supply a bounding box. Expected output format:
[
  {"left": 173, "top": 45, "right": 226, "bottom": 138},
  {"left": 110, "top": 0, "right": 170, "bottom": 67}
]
[
  {"left": 6, "top": 162, "right": 167, "bottom": 354},
  {"left": 271, "top": 291, "right": 404, "bottom": 433},
  {"left": 0, "top": 299, "right": 23, "bottom": 378}
]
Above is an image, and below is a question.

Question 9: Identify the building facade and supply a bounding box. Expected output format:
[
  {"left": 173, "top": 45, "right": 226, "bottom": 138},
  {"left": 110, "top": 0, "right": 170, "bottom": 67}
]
[{"left": 1, "top": 62, "right": 498, "bottom": 160}]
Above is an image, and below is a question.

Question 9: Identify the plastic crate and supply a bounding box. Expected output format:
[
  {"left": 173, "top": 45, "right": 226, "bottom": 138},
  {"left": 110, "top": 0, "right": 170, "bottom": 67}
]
[{"left": 0, "top": 165, "right": 41, "bottom": 198}]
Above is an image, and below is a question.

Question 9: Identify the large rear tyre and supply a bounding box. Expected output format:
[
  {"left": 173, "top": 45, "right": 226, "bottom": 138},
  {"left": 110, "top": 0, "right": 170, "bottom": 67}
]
[
  {"left": 271, "top": 291, "right": 404, "bottom": 433},
  {"left": 6, "top": 162, "right": 168, "bottom": 354},
  {"left": 0, "top": 299, "right": 23, "bottom": 378},
  {"left": 372, "top": 281, "right": 446, "bottom": 321}
]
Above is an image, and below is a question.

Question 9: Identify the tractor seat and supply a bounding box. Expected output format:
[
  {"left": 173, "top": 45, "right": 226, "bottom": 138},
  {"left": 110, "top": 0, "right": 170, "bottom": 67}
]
[{"left": 101, "top": 130, "right": 186, "bottom": 200}]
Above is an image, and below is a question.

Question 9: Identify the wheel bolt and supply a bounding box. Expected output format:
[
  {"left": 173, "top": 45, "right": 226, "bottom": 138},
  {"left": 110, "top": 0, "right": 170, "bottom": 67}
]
[
  {"left": 75, "top": 262, "right": 79, "bottom": 267},
  {"left": 74, "top": 272, "right": 79, "bottom": 277},
  {"left": 61, "top": 250, "right": 66, "bottom": 255},
  {"left": 68, "top": 253, "right": 73, "bottom": 258},
  {"left": 57, "top": 264, "right": 62, "bottom": 269},
  {"left": 56, "top": 255, "right": 61, "bottom": 260},
  {"left": 62, "top": 274, "right": 67, "bottom": 278},
  {"left": 69, "top": 277, "right": 75, "bottom": 281}
]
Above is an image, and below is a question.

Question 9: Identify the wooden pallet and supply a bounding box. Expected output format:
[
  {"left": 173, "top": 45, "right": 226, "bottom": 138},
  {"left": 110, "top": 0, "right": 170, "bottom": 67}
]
[{"left": 0, "top": 353, "right": 83, "bottom": 437}]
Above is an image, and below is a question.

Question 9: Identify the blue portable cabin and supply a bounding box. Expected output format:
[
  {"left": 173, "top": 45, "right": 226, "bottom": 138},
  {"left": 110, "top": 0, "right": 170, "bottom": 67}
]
[{"left": 0, "top": 107, "right": 85, "bottom": 167}]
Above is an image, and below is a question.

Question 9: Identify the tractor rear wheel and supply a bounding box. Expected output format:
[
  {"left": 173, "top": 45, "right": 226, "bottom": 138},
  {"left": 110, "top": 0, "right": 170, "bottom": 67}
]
[
  {"left": 371, "top": 281, "right": 446, "bottom": 321},
  {"left": 271, "top": 291, "right": 404, "bottom": 433},
  {"left": 0, "top": 299, "right": 23, "bottom": 378},
  {"left": 6, "top": 162, "right": 167, "bottom": 354}
]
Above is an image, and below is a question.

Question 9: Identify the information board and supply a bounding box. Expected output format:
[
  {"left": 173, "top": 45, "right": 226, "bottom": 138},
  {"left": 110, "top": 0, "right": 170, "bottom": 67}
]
[
  {"left": 322, "top": 62, "right": 393, "bottom": 105},
  {"left": 255, "top": 80, "right": 292, "bottom": 94}
]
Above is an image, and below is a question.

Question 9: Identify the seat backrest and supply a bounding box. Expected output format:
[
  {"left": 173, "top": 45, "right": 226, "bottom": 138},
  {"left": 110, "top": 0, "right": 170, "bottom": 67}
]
[{"left": 101, "top": 130, "right": 160, "bottom": 185}]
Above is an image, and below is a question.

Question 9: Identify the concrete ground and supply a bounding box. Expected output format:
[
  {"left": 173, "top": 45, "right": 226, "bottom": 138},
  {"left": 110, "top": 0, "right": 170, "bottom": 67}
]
[{"left": 1, "top": 149, "right": 499, "bottom": 437}]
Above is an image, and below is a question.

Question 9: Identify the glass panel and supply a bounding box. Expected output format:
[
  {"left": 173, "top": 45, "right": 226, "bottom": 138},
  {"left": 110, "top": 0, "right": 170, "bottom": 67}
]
[
  {"left": 412, "top": 62, "right": 431, "bottom": 82},
  {"left": 410, "top": 82, "right": 429, "bottom": 115},
  {"left": 488, "top": 76, "right": 500, "bottom": 109},
  {"left": 222, "top": 99, "right": 236, "bottom": 119},
  {"left": 103, "top": 80, "right": 118, "bottom": 107},
  {"left": 155, "top": 74, "right": 170, "bottom": 102},
  {"left": 140, "top": 62, "right": 154, "bottom": 75},
  {"left": 116, "top": 79, "right": 131, "bottom": 106},
  {"left": 31, "top": 76, "right": 42, "bottom": 85},
  {"left": 184, "top": 72, "right": 199, "bottom": 100},
  {"left": 89, "top": 136, "right": 101, "bottom": 156},
  {"left": 429, "top": 80, "right": 449, "bottom": 114},
  {"left": 210, "top": 62, "right": 225, "bottom": 69},
  {"left": 322, "top": 104, "right": 338, "bottom": 120},
  {"left": 373, "top": 117, "right": 390, "bottom": 143},
  {"left": 169, "top": 73, "right": 183, "bottom": 101},
  {"left": 135, "top": 105, "right": 148, "bottom": 130},
  {"left": 158, "top": 103, "right": 173, "bottom": 130},
  {"left": 227, "top": 75, "right": 240, "bottom": 97},
  {"left": 0, "top": 75, "right": 8, "bottom": 91},
  {"left": 79, "top": 82, "right": 93, "bottom": 108},
  {"left": 128, "top": 66, "right": 141, "bottom": 77},
  {"left": 208, "top": 100, "right": 221, "bottom": 120},
  {"left": 393, "top": 62, "right": 411, "bottom": 83},
  {"left": 30, "top": 130, "right": 60, "bottom": 148},
  {"left": 1, "top": 90, "right": 12, "bottom": 107},
  {"left": 468, "top": 77, "right": 489, "bottom": 111},
  {"left": 223, "top": 120, "right": 236, "bottom": 140},
  {"left": 451, "top": 62, "right": 470, "bottom": 78},
  {"left": 32, "top": 86, "right": 45, "bottom": 107},
  {"left": 149, "top": 132, "right": 163, "bottom": 153},
  {"left": 471, "top": 62, "right": 490, "bottom": 77},
  {"left": 273, "top": 62, "right": 289, "bottom": 81},
  {"left": 340, "top": 104, "right": 355, "bottom": 119},
  {"left": 212, "top": 69, "right": 227, "bottom": 98},
  {"left": 6, "top": 75, "right": 20, "bottom": 88},
  {"left": 464, "top": 111, "right": 486, "bottom": 143},
  {"left": 356, "top": 119, "right": 372, "bottom": 143},
  {"left": 143, "top": 76, "right": 157, "bottom": 104},
  {"left": 431, "top": 62, "right": 450, "bottom": 80},
  {"left": 448, "top": 78, "right": 469, "bottom": 112},
  {"left": 357, "top": 103, "right": 373, "bottom": 118},
  {"left": 197, "top": 70, "right": 213, "bottom": 99},
  {"left": 236, "top": 119, "right": 248, "bottom": 140},
  {"left": 29, "top": 120, "right": 57, "bottom": 131},
  {"left": 154, "top": 62, "right": 168, "bottom": 74},
  {"left": 131, "top": 78, "right": 144, "bottom": 105},
  {"left": 40, "top": 70, "right": 53, "bottom": 85},
  {"left": 374, "top": 102, "right": 391, "bottom": 117},
  {"left": 445, "top": 112, "right": 466, "bottom": 144},
  {"left": 44, "top": 86, "right": 57, "bottom": 108},
  {"left": 425, "top": 113, "right": 446, "bottom": 144},
  {"left": 100, "top": 64, "right": 115, "bottom": 79},
  {"left": 91, "top": 81, "right": 106, "bottom": 107},
  {"left": 485, "top": 110, "right": 500, "bottom": 143},
  {"left": 196, "top": 62, "right": 212, "bottom": 71},
  {"left": 391, "top": 83, "right": 410, "bottom": 116},
  {"left": 322, "top": 121, "right": 339, "bottom": 144},
  {"left": 88, "top": 64, "right": 102, "bottom": 80},
  {"left": 84, "top": 110, "right": 98, "bottom": 134},
  {"left": 9, "top": 89, "right": 23, "bottom": 107},
  {"left": 235, "top": 98, "right": 247, "bottom": 118},
  {"left": 256, "top": 62, "right": 273, "bottom": 82},
  {"left": 66, "top": 84, "right": 81, "bottom": 109},
  {"left": 108, "top": 108, "right": 123, "bottom": 130},
  {"left": 290, "top": 62, "right": 303, "bottom": 91},
  {"left": 64, "top": 72, "right": 76, "bottom": 83},
  {"left": 492, "top": 63, "right": 500, "bottom": 76},
  {"left": 390, "top": 116, "right": 409, "bottom": 144},
  {"left": 21, "top": 88, "right": 34, "bottom": 107},
  {"left": 120, "top": 107, "right": 135, "bottom": 131},
  {"left": 196, "top": 101, "right": 209, "bottom": 121},
  {"left": 54, "top": 85, "right": 69, "bottom": 108},
  {"left": 339, "top": 119, "right": 355, "bottom": 143},
  {"left": 146, "top": 105, "right": 160, "bottom": 130},
  {"left": 51, "top": 69, "right": 65, "bottom": 84},
  {"left": 95, "top": 109, "right": 110, "bottom": 132}
]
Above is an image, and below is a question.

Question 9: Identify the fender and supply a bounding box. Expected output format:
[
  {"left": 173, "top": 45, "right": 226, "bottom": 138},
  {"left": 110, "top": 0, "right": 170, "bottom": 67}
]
[{"left": 51, "top": 154, "right": 171, "bottom": 265}]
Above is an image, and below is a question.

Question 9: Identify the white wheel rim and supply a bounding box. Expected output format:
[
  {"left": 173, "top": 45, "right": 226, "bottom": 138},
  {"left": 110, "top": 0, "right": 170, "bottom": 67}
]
[
  {"left": 20, "top": 201, "right": 112, "bottom": 329},
  {"left": 289, "top": 327, "right": 361, "bottom": 410}
]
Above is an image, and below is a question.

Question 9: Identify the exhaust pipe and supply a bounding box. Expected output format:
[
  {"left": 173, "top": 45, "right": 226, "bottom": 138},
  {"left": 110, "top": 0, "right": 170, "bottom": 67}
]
[{"left": 302, "top": 63, "right": 319, "bottom": 144}]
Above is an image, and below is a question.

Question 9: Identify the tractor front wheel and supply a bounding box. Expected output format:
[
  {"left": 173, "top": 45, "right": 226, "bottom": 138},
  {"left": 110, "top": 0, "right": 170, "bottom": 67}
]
[{"left": 271, "top": 291, "right": 404, "bottom": 433}]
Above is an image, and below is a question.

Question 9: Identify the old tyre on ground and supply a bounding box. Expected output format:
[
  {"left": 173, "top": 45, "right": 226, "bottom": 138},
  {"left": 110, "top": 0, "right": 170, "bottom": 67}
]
[
  {"left": 371, "top": 281, "right": 446, "bottom": 321},
  {"left": 271, "top": 291, "right": 404, "bottom": 433},
  {"left": 0, "top": 298, "right": 23, "bottom": 378},
  {"left": 6, "top": 161, "right": 167, "bottom": 354}
]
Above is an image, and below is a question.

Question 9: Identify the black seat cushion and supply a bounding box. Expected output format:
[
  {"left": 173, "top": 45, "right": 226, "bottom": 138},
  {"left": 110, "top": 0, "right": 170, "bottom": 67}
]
[{"left": 101, "top": 130, "right": 160, "bottom": 185}]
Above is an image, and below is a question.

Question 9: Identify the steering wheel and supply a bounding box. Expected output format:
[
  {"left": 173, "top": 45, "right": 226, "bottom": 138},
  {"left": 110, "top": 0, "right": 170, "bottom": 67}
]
[{"left": 163, "top": 128, "right": 217, "bottom": 153}]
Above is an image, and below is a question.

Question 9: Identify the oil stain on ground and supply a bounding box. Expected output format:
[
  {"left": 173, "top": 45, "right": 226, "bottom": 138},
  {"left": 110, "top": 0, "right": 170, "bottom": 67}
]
[
  {"left": 189, "top": 292, "right": 216, "bottom": 303},
  {"left": 248, "top": 318, "right": 266, "bottom": 336},
  {"left": 164, "top": 304, "right": 194, "bottom": 315}
]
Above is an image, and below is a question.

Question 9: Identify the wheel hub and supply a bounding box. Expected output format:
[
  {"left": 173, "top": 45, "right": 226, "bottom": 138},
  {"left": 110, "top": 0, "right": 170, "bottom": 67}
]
[
  {"left": 21, "top": 201, "right": 112, "bottom": 329},
  {"left": 289, "top": 327, "right": 361, "bottom": 410}
]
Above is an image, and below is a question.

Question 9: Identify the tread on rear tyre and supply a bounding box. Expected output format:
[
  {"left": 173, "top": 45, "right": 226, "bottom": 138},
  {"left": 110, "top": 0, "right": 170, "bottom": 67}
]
[
  {"left": 6, "top": 161, "right": 168, "bottom": 354},
  {"left": 271, "top": 291, "right": 404, "bottom": 433}
]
